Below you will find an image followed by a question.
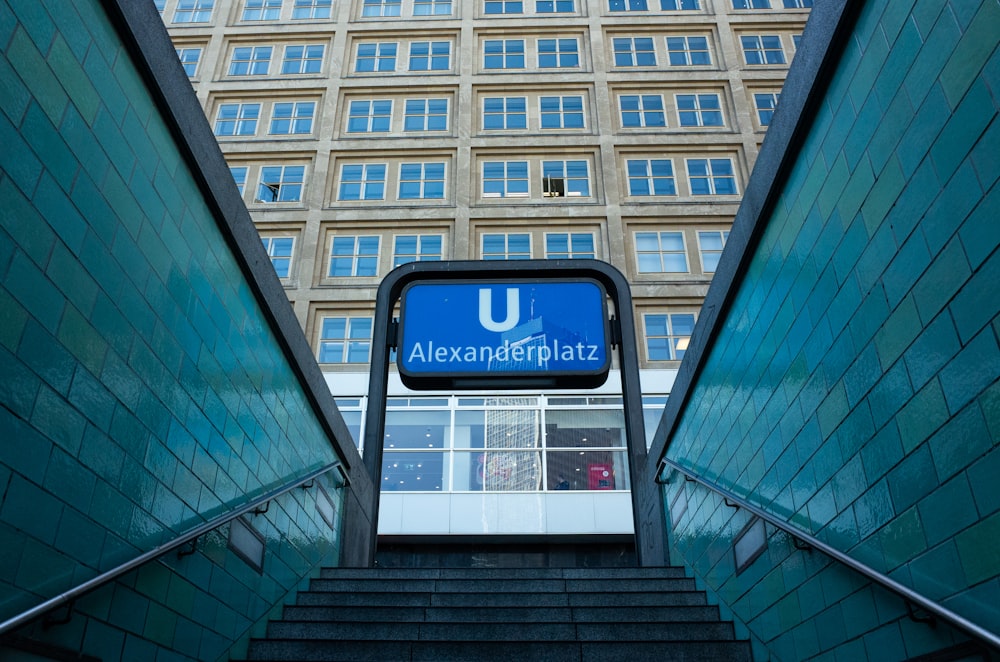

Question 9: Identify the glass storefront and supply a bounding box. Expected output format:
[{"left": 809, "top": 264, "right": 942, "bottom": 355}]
[{"left": 335, "top": 394, "right": 668, "bottom": 493}]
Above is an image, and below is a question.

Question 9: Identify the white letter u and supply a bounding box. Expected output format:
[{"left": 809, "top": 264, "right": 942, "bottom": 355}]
[{"left": 479, "top": 288, "right": 519, "bottom": 332}]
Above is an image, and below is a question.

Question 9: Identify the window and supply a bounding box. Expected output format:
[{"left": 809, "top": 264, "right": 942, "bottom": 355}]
[
  {"left": 270, "top": 101, "right": 315, "bottom": 134},
  {"left": 483, "top": 161, "right": 529, "bottom": 197},
  {"left": 338, "top": 164, "right": 387, "bottom": 200},
  {"left": 356, "top": 42, "right": 397, "bottom": 72},
  {"left": 635, "top": 231, "right": 687, "bottom": 272},
  {"left": 399, "top": 163, "right": 446, "bottom": 199},
  {"left": 754, "top": 92, "right": 779, "bottom": 126},
  {"left": 155, "top": 0, "right": 166, "bottom": 12},
  {"left": 229, "top": 46, "right": 272, "bottom": 76},
  {"left": 484, "top": 39, "right": 525, "bottom": 69},
  {"left": 319, "top": 317, "right": 372, "bottom": 363},
  {"left": 732, "top": 0, "right": 770, "bottom": 8},
  {"left": 282, "top": 45, "right": 324, "bottom": 74},
  {"left": 409, "top": 41, "right": 451, "bottom": 71},
  {"left": 537, "top": 39, "right": 579, "bottom": 68},
  {"left": 540, "top": 96, "right": 584, "bottom": 129},
  {"left": 644, "top": 313, "right": 695, "bottom": 360},
  {"left": 173, "top": 0, "right": 214, "bottom": 22},
  {"left": 393, "top": 235, "right": 443, "bottom": 266},
  {"left": 293, "top": 0, "right": 332, "bottom": 18},
  {"left": 329, "top": 236, "right": 380, "bottom": 276},
  {"left": 545, "top": 233, "right": 594, "bottom": 259},
  {"left": 613, "top": 37, "right": 655, "bottom": 67},
  {"left": 698, "top": 230, "right": 729, "bottom": 272},
  {"left": 230, "top": 166, "right": 248, "bottom": 195},
  {"left": 609, "top": 0, "right": 647, "bottom": 10},
  {"left": 363, "top": 0, "right": 401, "bottom": 16},
  {"left": 414, "top": 0, "right": 452, "bottom": 14},
  {"left": 404, "top": 99, "right": 448, "bottom": 131},
  {"left": 347, "top": 100, "right": 392, "bottom": 133},
  {"left": 243, "top": 0, "right": 282, "bottom": 21},
  {"left": 687, "top": 158, "right": 737, "bottom": 195},
  {"left": 741, "top": 35, "right": 785, "bottom": 64},
  {"left": 215, "top": 103, "right": 260, "bottom": 136},
  {"left": 660, "top": 0, "right": 699, "bottom": 8},
  {"left": 256, "top": 165, "right": 305, "bottom": 202},
  {"left": 675, "top": 94, "right": 723, "bottom": 127},
  {"left": 483, "top": 97, "right": 527, "bottom": 130},
  {"left": 626, "top": 159, "right": 675, "bottom": 196},
  {"left": 261, "top": 237, "right": 294, "bottom": 277},
  {"left": 485, "top": 0, "right": 523, "bottom": 13},
  {"left": 536, "top": 0, "right": 574, "bottom": 11},
  {"left": 176, "top": 48, "right": 201, "bottom": 76},
  {"left": 619, "top": 94, "right": 665, "bottom": 127},
  {"left": 482, "top": 233, "right": 531, "bottom": 259},
  {"left": 783, "top": 0, "right": 812, "bottom": 6},
  {"left": 542, "top": 160, "right": 589, "bottom": 197},
  {"left": 666, "top": 36, "right": 710, "bottom": 65}
]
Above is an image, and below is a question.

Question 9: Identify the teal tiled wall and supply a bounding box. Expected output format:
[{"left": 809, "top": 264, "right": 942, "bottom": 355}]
[
  {"left": 0, "top": 0, "right": 346, "bottom": 658},
  {"left": 663, "top": 0, "right": 999, "bottom": 659}
]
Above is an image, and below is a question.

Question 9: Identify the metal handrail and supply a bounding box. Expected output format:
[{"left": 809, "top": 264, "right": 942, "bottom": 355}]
[
  {"left": 0, "top": 461, "right": 347, "bottom": 636},
  {"left": 657, "top": 457, "right": 1000, "bottom": 652}
]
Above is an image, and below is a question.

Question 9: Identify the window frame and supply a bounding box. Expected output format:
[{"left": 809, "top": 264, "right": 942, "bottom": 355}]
[
  {"left": 398, "top": 162, "right": 447, "bottom": 200},
  {"left": 318, "top": 315, "right": 374, "bottom": 364},
  {"left": 634, "top": 230, "right": 689, "bottom": 273},
  {"left": 337, "top": 163, "right": 388, "bottom": 201},
  {"left": 625, "top": 158, "right": 676, "bottom": 196},
  {"left": 328, "top": 235, "right": 381, "bottom": 277},
  {"left": 228, "top": 45, "right": 273, "bottom": 76},
  {"left": 355, "top": 41, "right": 399, "bottom": 73},
  {"left": 483, "top": 38, "right": 526, "bottom": 70},
  {"left": 482, "top": 160, "right": 530, "bottom": 198},
  {"left": 740, "top": 34, "right": 786, "bottom": 65},
  {"left": 665, "top": 35, "right": 711, "bottom": 66},
  {"left": 255, "top": 165, "right": 306, "bottom": 204},
  {"left": 618, "top": 94, "right": 666, "bottom": 128},
  {"left": 643, "top": 312, "right": 697, "bottom": 361},
  {"left": 392, "top": 234, "right": 445, "bottom": 266},
  {"left": 214, "top": 102, "right": 261, "bottom": 137},
  {"left": 481, "top": 232, "right": 532, "bottom": 260},
  {"left": 537, "top": 38, "right": 580, "bottom": 69},
  {"left": 544, "top": 232, "right": 596, "bottom": 259},
  {"left": 686, "top": 157, "right": 738, "bottom": 195},
  {"left": 612, "top": 36, "right": 656, "bottom": 67},
  {"left": 539, "top": 95, "right": 586, "bottom": 129},
  {"left": 260, "top": 235, "right": 295, "bottom": 278},
  {"left": 269, "top": 100, "right": 316, "bottom": 135},
  {"left": 674, "top": 93, "right": 724, "bottom": 127},
  {"left": 697, "top": 230, "right": 730, "bottom": 273}
]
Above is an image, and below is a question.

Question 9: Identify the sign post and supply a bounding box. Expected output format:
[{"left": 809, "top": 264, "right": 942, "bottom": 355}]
[{"left": 346, "top": 260, "right": 669, "bottom": 568}]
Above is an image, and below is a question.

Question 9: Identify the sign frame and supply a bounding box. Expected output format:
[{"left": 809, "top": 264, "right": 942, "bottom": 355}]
[
  {"left": 354, "top": 260, "right": 669, "bottom": 569},
  {"left": 396, "top": 277, "right": 612, "bottom": 390}
]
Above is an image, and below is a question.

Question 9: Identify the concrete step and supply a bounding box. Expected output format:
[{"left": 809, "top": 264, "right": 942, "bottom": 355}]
[
  {"left": 279, "top": 604, "right": 722, "bottom": 623},
  {"left": 318, "top": 566, "right": 688, "bottom": 580},
  {"left": 264, "top": 620, "right": 737, "bottom": 641},
  {"left": 307, "top": 577, "right": 699, "bottom": 593},
  {"left": 245, "top": 638, "right": 753, "bottom": 662},
  {"left": 294, "top": 589, "right": 710, "bottom": 608}
]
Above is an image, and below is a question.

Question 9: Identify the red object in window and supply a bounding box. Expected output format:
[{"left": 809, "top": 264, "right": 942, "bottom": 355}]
[{"left": 588, "top": 464, "right": 614, "bottom": 490}]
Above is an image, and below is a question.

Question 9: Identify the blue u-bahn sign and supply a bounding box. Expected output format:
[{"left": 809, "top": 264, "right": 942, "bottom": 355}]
[{"left": 397, "top": 279, "right": 611, "bottom": 389}]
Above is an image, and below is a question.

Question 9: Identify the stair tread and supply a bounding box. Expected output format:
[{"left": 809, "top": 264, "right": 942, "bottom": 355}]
[{"left": 247, "top": 567, "right": 750, "bottom": 661}]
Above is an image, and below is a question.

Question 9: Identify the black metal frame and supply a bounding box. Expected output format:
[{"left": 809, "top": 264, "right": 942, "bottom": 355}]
[{"left": 357, "top": 259, "right": 668, "bottom": 567}]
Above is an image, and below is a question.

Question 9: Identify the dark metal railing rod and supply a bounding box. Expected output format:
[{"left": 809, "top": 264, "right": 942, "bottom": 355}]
[
  {"left": 658, "top": 457, "right": 1000, "bottom": 652},
  {"left": 0, "top": 461, "right": 343, "bottom": 636}
]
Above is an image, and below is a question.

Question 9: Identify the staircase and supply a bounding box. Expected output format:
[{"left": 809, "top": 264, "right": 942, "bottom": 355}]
[{"left": 243, "top": 566, "right": 752, "bottom": 661}]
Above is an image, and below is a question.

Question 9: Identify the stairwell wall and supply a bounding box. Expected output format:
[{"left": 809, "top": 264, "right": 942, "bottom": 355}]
[
  {"left": 651, "top": 0, "right": 1000, "bottom": 659},
  {"left": 0, "top": 0, "right": 368, "bottom": 659}
]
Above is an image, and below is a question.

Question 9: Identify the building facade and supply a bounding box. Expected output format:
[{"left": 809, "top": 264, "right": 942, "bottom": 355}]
[{"left": 157, "top": 0, "right": 811, "bottom": 539}]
